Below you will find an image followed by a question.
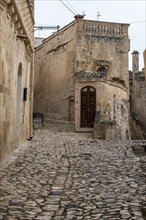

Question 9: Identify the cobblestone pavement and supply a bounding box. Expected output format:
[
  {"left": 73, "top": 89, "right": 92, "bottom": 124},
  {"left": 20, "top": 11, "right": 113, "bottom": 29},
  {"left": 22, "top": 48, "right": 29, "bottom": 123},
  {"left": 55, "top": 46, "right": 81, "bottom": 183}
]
[{"left": 0, "top": 124, "right": 146, "bottom": 220}]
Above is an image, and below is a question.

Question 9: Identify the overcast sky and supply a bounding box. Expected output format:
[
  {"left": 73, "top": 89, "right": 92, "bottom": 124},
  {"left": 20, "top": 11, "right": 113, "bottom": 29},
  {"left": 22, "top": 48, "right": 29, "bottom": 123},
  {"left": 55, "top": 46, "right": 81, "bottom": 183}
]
[{"left": 34, "top": 0, "right": 146, "bottom": 70}]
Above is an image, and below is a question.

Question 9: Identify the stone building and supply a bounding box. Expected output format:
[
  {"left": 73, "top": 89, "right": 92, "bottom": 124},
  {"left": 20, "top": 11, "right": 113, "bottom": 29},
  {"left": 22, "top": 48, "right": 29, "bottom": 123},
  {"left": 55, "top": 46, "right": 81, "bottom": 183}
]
[
  {"left": 144, "top": 49, "right": 146, "bottom": 81},
  {"left": 0, "top": 0, "right": 34, "bottom": 160},
  {"left": 34, "top": 15, "right": 130, "bottom": 140},
  {"left": 129, "top": 51, "right": 146, "bottom": 139}
]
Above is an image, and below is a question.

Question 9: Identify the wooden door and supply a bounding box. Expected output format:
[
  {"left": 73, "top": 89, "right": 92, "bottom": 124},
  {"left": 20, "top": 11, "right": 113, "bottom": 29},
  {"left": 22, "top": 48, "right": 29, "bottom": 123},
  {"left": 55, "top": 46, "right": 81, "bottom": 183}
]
[{"left": 81, "top": 86, "right": 96, "bottom": 127}]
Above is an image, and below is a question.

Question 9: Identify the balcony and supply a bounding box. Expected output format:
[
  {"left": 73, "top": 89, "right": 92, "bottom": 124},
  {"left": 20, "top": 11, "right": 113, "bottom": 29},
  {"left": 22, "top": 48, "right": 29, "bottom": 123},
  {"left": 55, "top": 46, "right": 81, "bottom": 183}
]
[{"left": 83, "top": 20, "right": 129, "bottom": 38}]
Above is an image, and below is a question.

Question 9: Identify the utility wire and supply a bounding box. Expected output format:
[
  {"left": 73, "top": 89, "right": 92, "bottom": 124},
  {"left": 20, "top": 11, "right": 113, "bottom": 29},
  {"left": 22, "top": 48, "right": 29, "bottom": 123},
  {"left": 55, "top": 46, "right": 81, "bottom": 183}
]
[
  {"left": 130, "top": 21, "right": 146, "bottom": 24},
  {"left": 65, "top": 0, "right": 79, "bottom": 15},
  {"left": 35, "top": 21, "right": 146, "bottom": 27},
  {"left": 59, "top": 0, "right": 76, "bottom": 16}
]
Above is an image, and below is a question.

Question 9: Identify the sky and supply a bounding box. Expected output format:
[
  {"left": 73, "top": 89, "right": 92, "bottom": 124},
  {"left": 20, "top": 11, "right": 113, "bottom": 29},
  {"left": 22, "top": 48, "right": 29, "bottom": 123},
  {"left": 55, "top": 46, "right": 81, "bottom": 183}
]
[{"left": 34, "top": 0, "right": 146, "bottom": 70}]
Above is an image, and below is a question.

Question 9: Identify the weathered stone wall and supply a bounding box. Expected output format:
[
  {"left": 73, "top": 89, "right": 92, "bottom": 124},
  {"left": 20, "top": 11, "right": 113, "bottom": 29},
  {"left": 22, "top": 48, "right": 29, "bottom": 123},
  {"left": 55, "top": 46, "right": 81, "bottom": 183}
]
[
  {"left": 75, "top": 80, "right": 129, "bottom": 140},
  {"left": 0, "top": 0, "right": 34, "bottom": 160},
  {"left": 129, "top": 118, "right": 145, "bottom": 140},
  {"left": 76, "top": 19, "right": 130, "bottom": 86},
  {"left": 34, "top": 16, "right": 130, "bottom": 139},
  {"left": 130, "top": 72, "right": 146, "bottom": 139},
  {"left": 129, "top": 51, "right": 146, "bottom": 139},
  {"left": 133, "top": 73, "right": 146, "bottom": 126},
  {"left": 34, "top": 21, "right": 76, "bottom": 122},
  {"left": 74, "top": 18, "right": 130, "bottom": 139},
  {"left": 144, "top": 49, "right": 146, "bottom": 81}
]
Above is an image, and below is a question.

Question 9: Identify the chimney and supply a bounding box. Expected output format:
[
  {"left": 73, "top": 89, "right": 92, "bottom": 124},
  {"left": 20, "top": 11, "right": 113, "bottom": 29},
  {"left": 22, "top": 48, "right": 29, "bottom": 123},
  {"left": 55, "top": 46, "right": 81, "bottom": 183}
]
[
  {"left": 132, "top": 51, "right": 139, "bottom": 74},
  {"left": 74, "top": 15, "right": 84, "bottom": 22},
  {"left": 74, "top": 15, "right": 84, "bottom": 32}
]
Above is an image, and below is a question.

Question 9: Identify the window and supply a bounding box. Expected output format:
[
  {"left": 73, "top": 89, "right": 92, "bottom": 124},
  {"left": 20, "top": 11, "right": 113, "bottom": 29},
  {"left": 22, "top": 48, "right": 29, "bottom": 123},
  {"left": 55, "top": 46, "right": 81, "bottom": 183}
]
[{"left": 97, "top": 66, "right": 107, "bottom": 78}]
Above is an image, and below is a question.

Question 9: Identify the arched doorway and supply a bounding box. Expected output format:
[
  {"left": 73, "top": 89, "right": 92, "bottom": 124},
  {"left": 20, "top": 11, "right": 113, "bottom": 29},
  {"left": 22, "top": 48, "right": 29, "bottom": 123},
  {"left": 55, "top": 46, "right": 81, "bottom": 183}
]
[
  {"left": 81, "top": 86, "right": 96, "bottom": 127},
  {"left": 69, "top": 99, "right": 75, "bottom": 122}
]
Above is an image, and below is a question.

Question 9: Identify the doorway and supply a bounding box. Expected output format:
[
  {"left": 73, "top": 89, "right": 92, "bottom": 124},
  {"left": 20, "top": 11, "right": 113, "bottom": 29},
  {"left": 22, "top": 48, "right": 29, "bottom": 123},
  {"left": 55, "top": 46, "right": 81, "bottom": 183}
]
[
  {"left": 81, "top": 86, "right": 96, "bottom": 127},
  {"left": 69, "top": 99, "right": 75, "bottom": 122}
]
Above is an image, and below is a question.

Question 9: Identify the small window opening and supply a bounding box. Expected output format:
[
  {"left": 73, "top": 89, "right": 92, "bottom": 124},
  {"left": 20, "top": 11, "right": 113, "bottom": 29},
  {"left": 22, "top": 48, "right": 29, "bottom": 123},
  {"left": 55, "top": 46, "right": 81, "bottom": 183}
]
[{"left": 97, "top": 66, "right": 107, "bottom": 78}]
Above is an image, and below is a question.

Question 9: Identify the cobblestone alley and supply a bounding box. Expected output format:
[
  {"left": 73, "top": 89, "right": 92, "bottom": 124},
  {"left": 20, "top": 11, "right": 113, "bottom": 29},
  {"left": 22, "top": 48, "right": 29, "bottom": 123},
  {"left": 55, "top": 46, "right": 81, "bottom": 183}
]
[{"left": 0, "top": 124, "right": 146, "bottom": 220}]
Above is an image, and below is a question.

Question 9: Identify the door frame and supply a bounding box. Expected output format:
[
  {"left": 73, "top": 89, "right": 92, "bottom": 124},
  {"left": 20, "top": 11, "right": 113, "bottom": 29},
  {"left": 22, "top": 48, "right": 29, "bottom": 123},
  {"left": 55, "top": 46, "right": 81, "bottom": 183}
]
[
  {"left": 80, "top": 86, "right": 96, "bottom": 128},
  {"left": 75, "top": 82, "right": 96, "bottom": 131}
]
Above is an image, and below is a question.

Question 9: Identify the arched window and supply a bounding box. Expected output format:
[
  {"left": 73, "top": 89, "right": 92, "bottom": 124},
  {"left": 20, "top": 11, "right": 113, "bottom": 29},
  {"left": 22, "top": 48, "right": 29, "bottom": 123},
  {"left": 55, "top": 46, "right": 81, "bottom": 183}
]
[
  {"left": 18, "top": 63, "right": 22, "bottom": 76},
  {"left": 16, "top": 63, "right": 22, "bottom": 127},
  {"left": 97, "top": 66, "right": 107, "bottom": 78}
]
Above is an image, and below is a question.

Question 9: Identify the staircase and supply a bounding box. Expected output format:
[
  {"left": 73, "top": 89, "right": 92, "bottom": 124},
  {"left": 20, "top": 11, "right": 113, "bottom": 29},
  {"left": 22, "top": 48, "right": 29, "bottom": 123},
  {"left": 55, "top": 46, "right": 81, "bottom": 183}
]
[{"left": 131, "top": 112, "right": 146, "bottom": 139}]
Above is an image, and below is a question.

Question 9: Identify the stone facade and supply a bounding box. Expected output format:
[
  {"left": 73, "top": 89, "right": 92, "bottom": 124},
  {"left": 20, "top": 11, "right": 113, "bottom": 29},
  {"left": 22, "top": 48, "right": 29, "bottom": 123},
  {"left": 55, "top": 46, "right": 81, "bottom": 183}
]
[
  {"left": 34, "top": 15, "right": 130, "bottom": 140},
  {"left": 0, "top": 0, "right": 34, "bottom": 160},
  {"left": 144, "top": 49, "right": 146, "bottom": 81},
  {"left": 129, "top": 51, "right": 146, "bottom": 139}
]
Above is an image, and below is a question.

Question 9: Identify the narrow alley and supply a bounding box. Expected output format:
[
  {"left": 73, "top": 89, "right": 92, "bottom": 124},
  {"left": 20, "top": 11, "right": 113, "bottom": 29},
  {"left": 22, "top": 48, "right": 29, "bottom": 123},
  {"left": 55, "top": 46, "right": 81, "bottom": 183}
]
[{"left": 0, "top": 123, "right": 146, "bottom": 220}]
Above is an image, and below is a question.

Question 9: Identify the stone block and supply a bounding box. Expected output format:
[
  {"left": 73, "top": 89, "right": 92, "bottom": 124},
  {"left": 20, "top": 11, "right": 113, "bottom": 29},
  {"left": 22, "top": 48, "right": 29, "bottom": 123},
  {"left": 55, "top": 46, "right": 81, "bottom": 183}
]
[{"left": 93, "top": 123, "right": 106, "bottom": 139}]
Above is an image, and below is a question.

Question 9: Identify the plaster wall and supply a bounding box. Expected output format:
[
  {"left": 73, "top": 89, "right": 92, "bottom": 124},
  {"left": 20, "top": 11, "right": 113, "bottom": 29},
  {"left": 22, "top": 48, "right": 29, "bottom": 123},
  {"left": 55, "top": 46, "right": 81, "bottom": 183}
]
[
  {"left": 0, "top": 0, "right": 34, "bottom": 160},
  {"left": 34, "top": 22, "right": 76, "bottom": 121},
  {"left": 75, "top": 81, "right": 129, "bottom": 140}
]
